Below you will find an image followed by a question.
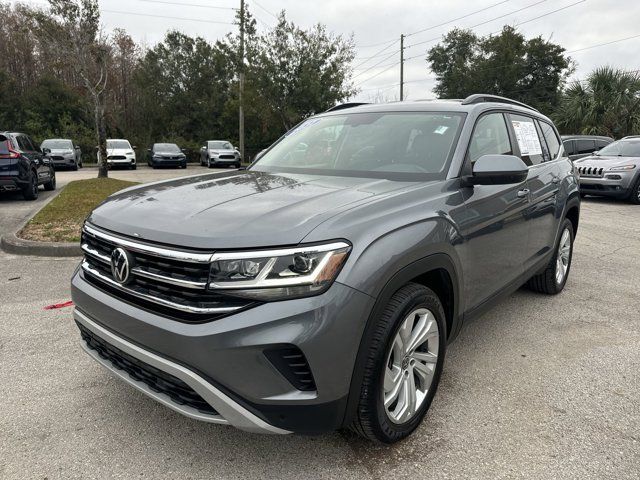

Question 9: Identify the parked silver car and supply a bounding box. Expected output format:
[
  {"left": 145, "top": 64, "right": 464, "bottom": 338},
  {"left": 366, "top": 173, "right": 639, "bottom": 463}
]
[
  {"left": 575, "top": 136, "right": 640, "bottom": 203},
  {"left": 199, "top": 140, "right": 241, "bottom": 168},
  {"left": 41, "top": 138, "right": 82, "bottom": 170}
]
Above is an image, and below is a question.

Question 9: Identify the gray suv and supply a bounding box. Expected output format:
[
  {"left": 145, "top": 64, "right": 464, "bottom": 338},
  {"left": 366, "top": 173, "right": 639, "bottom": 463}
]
[
  {"left": 72, "top": 95, "right": 580, "bottom": 443},
  {"left": 574, "top": 136, "right": 640, "bottom": 203}
]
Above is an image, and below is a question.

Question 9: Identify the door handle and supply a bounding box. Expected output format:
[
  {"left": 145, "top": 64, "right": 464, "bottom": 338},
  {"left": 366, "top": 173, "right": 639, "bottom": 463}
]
[{"left": 517, "top": 188, "right": 530, "bottom": 198}]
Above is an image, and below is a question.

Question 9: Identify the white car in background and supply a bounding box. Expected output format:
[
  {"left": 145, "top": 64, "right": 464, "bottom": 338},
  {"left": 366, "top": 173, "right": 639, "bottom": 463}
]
[{"left": 106, "top": 139, "right": 136, "bottom": 169}]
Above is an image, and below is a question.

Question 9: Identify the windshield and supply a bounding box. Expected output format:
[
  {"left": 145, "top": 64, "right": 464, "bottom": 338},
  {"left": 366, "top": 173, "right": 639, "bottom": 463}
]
[
  {"left": 107, "top": 140, "right": 131, "bottom": 149},
  {"left": 153, "top": 143, "right": 180, "bottom": 152},
  {"left": 41, "top": 139, "right": 72, "bottom": 149},
  {"left": 597, "top": 140, "right": 640, "bottom": 157},
  {"left": 208, "top": 141, "right": 233, "bottom": 150},
  {"left": 251, "top": 112, "right": 464, "bottom": 180}
]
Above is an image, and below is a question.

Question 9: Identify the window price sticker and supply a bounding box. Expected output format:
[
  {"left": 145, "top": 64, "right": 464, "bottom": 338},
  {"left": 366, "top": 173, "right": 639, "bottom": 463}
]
[{"left": 511, "top": 120, "right": 542, "bottom": 156}]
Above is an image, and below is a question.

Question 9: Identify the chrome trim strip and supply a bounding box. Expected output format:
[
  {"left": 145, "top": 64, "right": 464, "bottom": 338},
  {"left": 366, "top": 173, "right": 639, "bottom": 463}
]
[
  {"left": 84, "top": 223, "right": 213, "bottom": 263},
  {"left": 75, "top": 309, "right": 291, "bottom": 434},
  {"left": 81, "top": 261, "right": 242, "bottom": 314},
  {"left": 131, "top": 266, "right": 208, "bottom": 290},
  {"left": 81, "top": 243, "right": 110, "bottom": 264}
]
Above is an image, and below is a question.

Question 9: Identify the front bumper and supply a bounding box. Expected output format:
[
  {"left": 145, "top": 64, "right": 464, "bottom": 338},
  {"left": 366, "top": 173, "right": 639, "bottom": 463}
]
[
  {"left": 579, "top": 171, "right": 636, "bottom": 197},
  {"left": 151, "top": 157, "right": 186, "bottom": 167},
  {"left": 71, "top": 268, "right": 374, "bottom": 434},
  {"left": 107, "top": 157, "right": 136, "bottom": 165}
]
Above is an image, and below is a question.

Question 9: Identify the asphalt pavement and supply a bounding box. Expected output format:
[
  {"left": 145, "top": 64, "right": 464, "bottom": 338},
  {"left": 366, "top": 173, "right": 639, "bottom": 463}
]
[{"left": 0, "top": 169, "right": 638, "bottom": 479}]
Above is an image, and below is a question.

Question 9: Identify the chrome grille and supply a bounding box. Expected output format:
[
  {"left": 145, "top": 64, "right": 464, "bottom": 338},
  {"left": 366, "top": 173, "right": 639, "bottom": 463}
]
[
  {"left": 577, "top": 166, "right": 604, "bottom": 177},
  {"left": 80, "top": 224, "right": 252, "bottom": 321}
]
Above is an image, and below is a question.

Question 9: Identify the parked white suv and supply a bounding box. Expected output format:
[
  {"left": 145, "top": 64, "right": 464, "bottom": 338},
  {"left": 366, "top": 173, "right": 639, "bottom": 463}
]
[{"left": 106, "top": 139, "right": 136, "bottom": 169}]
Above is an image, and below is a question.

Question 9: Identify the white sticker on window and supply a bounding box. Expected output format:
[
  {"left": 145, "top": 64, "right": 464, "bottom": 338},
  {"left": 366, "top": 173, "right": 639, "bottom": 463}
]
[
  {"left": 511, "top": 120, "right": 542, "bottom": 156},
  {"left": 433, "top": 125, "right": 449, "bottom": 135}
]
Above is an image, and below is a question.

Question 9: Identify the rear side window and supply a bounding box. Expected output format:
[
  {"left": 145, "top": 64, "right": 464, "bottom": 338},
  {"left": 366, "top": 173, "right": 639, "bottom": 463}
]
[
  {"left": 468, "top": 113, "right": 512, "bottom": 163},
  {"left": 509, "top": 114, "right": 544, "bottom": 165},
  {"left": 563, "top": 140, "right": 575, "bottom": 155},
  {"left": 596, "top": 139, "right": 611, "bottom": 149},
  {"left": 576, "top": 139, "right": 596, "bottom": 155},
  {"left": 539, "top": 122, "right": 562, "bottom": 159},
  {"left": 16, "top": 135, "right": 32, "bottom": 152}
]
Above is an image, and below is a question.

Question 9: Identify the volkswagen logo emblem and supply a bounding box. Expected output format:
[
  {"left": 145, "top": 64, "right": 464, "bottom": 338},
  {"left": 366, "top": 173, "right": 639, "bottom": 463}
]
[{"left": 110, "top": 247, "right": 132, "bottom": 284}]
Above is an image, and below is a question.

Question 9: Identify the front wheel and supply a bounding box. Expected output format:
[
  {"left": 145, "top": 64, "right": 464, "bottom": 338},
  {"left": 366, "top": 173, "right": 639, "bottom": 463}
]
[
  {"left": 527, "top": 219, "right": 574, "bottom": 294},
  {"left": 628, "top": 176, "right": 640, "bottom": 205},
  {"left": 350, "top": 283, "right": 446, "bottom": 443},
  {"left": 131, "top": 163, "right": 137, "bottom": 170}
]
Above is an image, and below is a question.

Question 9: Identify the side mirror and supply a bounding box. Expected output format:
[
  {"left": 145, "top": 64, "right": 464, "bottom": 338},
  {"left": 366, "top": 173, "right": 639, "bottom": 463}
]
[
  {"left": 254, "top": 149, "right": 266, "bottom": 161},
  {"left": 42, "top": 147, "right": 51, "bottom": 155},
  {"left": 200, "top": 146, "right": 206, "bottom": 151},
  {"left": 465, "top": 154, "right": 528, "bottom": 186},
  {"left": 132, "top": 145, "right": 137, "bottom": 149},
  {"left": 181, "top": 148, "right": 187, "bottom": 153},
  {"left": 147, "top": 148, "right": 152, "bottom": 152},
  {"left": 592, "top": 150, "right": 599, "bottom": 156}
]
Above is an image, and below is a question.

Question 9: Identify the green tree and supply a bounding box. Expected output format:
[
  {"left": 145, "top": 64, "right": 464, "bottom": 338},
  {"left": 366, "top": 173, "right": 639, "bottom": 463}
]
[
  {"left": 553, "top": 67, "right": 640, "bottom": 137},
  {"left": 427, "top": 26, "right": 573, "bottom": 113}
]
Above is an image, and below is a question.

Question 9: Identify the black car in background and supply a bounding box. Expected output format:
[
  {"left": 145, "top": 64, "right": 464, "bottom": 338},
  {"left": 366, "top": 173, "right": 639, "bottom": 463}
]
[
  {"left": 147, "top": 143, "right": 187, "bottom": 169},
  {"left": 41, "top": 138, "right": 83, "bottom": 170},
  {"left": 0, "top": 132, "right": 56, "bottom": 200},
  {"left": 562, "top": 135, "right": 613, "bottom": 161}
]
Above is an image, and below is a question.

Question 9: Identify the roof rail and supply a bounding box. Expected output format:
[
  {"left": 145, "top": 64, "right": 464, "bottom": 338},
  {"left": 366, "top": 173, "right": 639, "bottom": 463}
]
[
  {"left": 325, "top": 102, "right": 369, "bottom": 112},
  {"left": 622, "top": 135, "right": 640, "bottom": 140},
  {"left": 461, "top": 94, "right": 539, "bottom": 113}
]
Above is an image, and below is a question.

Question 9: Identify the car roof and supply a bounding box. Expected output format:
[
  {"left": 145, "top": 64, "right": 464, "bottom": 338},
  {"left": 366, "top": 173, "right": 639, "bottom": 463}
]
[
  {"left": 560, "top": 135, "right": 613, "bottom": 140},
  {"left": 318, "top": 98, "right": 554, "bottom": 124},
  {"left": 107, "top": 138, "right": 130, "bottom": 142},
  {"left": 42, "top": 138, "right": 72, "bottom": 141}
]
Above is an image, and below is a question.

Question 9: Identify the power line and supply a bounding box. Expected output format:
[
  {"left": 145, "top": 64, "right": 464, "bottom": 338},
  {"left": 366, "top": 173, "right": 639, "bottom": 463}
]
[
  {"left": 132, "top": 0, "right": 238, "bottom": 10},
  {"left": 251, "top": 0, "right": 278, "bottom": 19},
  {"left": 404, "top": 0, "right": 548, "bottom": 50},
  {"left": 353, "top": 50, "right": 398, "bottom": 79},
  {"left": 405, "top": 0, "right": 511, "bottom": 38},
  {"left": 567, "top": 33, "right": 640, "bottom": 54},
  {"left": 354, "top": 61, "right": 401, "bottom": 88},
  {"left": 101, "top": 9, "right": 235, "bottom": 24},
  {"left": 356, "top": 38, "right": 398, "bottom": 49},
  {"left": 353, "top": 39, "right": 399, "bottom": 70}
]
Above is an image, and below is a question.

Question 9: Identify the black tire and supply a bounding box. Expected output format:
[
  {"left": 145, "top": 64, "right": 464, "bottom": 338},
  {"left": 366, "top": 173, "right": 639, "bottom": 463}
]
[
  {"left": 72, "top": 162, "right": 78, "bottom": 171},
  {"left": 131, "top": 163, "right": 137, "bottom": 170},
  {"left": 22, "top": 170, "right": 39, "bottom": 200},
  {"left": 43, "top": 168, "right": 56, "bottom": 191},
  {"left": 527, "top": 218, "right": 574, "bottom": 294},
  {"left": 235, "top": 162, "right": 241, "bottom": 169},
  {"left": 207, "top": 157, "right": 213, "bottom": 168},
  {"left": 350, "top": 283, "right": 447, "bottom": 443},
  {"left": 628, "top": 176, "right": 640, "bottom": 205}
]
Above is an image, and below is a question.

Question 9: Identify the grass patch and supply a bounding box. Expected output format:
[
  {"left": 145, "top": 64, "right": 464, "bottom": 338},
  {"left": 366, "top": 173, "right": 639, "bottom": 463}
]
[{"left": 20, "top": 178, "right": 138, "bottom": 243}]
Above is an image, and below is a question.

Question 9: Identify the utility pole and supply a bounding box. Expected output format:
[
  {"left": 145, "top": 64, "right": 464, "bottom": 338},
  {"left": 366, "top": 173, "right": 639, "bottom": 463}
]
[
  {"left": 400, "top": 34, "right": 404, "bottom": 101},
  {"left": 239, "top": 0, "right": 245, "bottom": 164}
]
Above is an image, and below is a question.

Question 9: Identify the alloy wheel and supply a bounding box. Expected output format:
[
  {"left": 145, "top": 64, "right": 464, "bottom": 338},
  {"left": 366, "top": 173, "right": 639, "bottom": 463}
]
[
  {"left": 383, "top": 308, "right": 439, "bottom": 424},
  {"left": 555, "top": 228, "right": 571, "bottom": 285}
]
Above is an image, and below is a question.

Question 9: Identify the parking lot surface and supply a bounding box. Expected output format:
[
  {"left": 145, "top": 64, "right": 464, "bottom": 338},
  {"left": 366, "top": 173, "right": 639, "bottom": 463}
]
[{"left": 1, "top": 175, "right": 638, "bottom": 478}]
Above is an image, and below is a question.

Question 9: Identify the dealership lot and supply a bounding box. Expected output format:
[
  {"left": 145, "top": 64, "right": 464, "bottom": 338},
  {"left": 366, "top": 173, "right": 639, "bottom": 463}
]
[{"left": 0, "top": 169, "right": 638, "bottom": 479}]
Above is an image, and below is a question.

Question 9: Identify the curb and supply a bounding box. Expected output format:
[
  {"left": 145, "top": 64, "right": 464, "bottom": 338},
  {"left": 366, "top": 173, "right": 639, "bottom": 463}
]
[{"left": 1, "top": 232, "right": 81, "bottom": 257}]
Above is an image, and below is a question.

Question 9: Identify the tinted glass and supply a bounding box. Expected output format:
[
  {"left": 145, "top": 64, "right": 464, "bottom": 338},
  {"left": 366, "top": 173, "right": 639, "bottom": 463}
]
[
  {"left": 539, "top": 122, "right": 561, "bottom": 159},
  {"left": 468, "top": 113, "right": 512, "bottom": 163},
  {"left": 41, "top": 139, "right": 73, "bottom": 149},
  {"left": 107, "top": 140, "right": 131, "bottom": 149},
  {"left": 17, "top": 135, "right": 32, "bottom": 151},
  {"left": 208, "top": 141, "right": 233, "bottom": 149},
  {"left": 153, "top": 143, "right": 180, "bottom": 152},
  {"left": 253, "top": 112, "right": 465, "bottom": 180},
  {"left": 576, "top": 139, "right": 596, "bottom": 154},
  {"left": 563, "top": 140, "right": 575, "bottom": 155},
  {"left": 596, "top": 139, "right": 612, "bottom": 149},
  {"left": 509, "top": 114, "right": 544, "bottom": 165},
  {"left": 597, "top": 140, "right": 640, "bottom": 157}
]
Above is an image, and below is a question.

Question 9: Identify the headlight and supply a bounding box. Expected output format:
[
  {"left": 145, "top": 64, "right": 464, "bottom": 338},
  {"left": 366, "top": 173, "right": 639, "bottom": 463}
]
[
  {"left": 209, "top": 241, "right": 351, "bottom": 301},
  {"left": 126, "top": 151, "right": 134, "bottom": 155},
  {"left": 608, "top": 165, "right": 636, "bottom": 171}
]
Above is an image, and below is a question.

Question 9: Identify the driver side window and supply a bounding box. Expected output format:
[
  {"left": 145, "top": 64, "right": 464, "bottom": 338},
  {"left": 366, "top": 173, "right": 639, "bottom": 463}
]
[{"left": 468, "top": 113, "right": 512, "bottom": 163}]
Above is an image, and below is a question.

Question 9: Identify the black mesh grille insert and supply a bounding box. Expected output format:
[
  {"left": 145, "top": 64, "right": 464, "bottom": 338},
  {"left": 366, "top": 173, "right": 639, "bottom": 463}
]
[
  {"left": 264, "top": 346, "right": 317, "bottom": 391},
  {"left": 78, "top": 322, "right": 218, "bottom": 416}
]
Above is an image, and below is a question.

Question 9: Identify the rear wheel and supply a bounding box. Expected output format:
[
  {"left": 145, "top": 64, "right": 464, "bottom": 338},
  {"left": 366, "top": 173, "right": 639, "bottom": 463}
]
[
  {"left": 351, "top": 283, "right": 446, "bottom": 443},
  {"left": 527, "top": 218, "right": 574, "bottom": 294},
  {"left": 22, "top": 170, "right": 39, "bottom": 200}
]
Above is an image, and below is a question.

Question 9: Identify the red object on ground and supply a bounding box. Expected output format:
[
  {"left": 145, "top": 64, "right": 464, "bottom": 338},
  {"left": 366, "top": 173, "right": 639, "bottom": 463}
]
[{"left": 44, "top": 300, "right": 74, "bottom": 310}]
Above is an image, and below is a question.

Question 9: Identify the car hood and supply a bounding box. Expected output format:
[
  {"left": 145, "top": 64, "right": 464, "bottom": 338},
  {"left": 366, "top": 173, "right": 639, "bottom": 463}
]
[
  {"left": 88, "top": 170, "right": 418, "bottom": 249},
  {"left": 574, "top": 155, "right": 640, "bottom": 167},
  {"left": 155, "top": 151, "right": 184, "bottom": 156},
  {"left": 106, "top": 148, "right": 132, "bottom": 155},
  {"left": 49, "top": 148, "right": 73, "bottom": 154},
  {"left": 210, "top": 149, "right": 236, "bottom": 154}
]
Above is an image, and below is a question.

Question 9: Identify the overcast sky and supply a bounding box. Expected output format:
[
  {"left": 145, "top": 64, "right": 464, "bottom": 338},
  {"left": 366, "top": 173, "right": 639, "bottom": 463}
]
[{"left": 17, "top": 0, "right": 640, "bottom": 102}]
